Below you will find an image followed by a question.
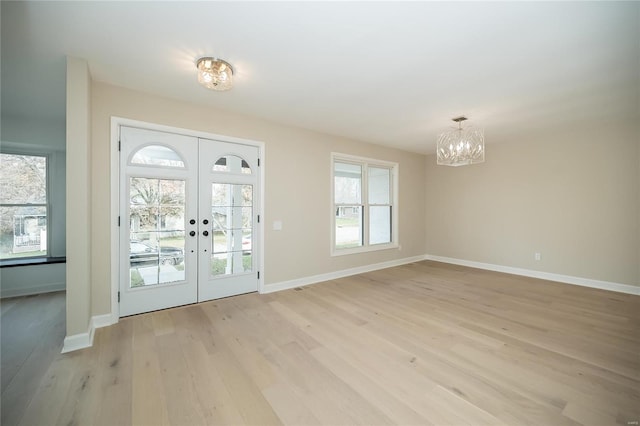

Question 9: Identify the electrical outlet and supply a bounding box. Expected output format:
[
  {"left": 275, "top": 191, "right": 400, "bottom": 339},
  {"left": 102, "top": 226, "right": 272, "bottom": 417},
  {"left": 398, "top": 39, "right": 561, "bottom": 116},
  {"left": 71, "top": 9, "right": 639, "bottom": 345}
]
[{"left": 535, "top": 252, "right": 541, "bottom": 261}]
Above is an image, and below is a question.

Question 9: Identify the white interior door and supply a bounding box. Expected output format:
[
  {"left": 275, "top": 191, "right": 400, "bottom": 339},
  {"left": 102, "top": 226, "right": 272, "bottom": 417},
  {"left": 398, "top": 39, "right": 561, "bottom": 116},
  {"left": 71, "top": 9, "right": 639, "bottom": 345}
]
[{"left": 119, "top": 127, "right": 260, "bottom": 316}]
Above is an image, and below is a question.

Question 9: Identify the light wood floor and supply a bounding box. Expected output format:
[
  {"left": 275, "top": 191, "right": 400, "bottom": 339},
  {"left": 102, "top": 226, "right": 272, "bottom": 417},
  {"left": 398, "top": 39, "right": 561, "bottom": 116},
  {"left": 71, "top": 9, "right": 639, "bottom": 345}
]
[
  {"left": 2, "top": 261, "right": 639, "bottom": 425},
  {"left": 1, "top": 291, "right": 66, "bottom": 426}
]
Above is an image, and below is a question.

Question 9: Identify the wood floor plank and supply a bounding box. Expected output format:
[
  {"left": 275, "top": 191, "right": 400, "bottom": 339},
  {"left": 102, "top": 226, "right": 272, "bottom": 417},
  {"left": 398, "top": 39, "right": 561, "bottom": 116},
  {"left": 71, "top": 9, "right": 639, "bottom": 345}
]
[
  {"left": 17, "top": 354, "right": 76, "bottom": 426},
  {"left": 1, "top": 292, "right": 65, "bottom": 426},
  {"left": 1, "top": 292, "right": 65, "bottom": 394},
  {"left": 261, "top": 382, "right": 321, "bottom": 426},
  {"left": 130, "top": 314, "right": 171, "bottom": 426},
  {"left": 93, "top": 318, "right": 134, "bottom": 426},
  {"left": 209, "top": 345, "right": 282, "bottom": 425},
  {"left": 155, "top": 328, "right": 209, "bottom": 425}
]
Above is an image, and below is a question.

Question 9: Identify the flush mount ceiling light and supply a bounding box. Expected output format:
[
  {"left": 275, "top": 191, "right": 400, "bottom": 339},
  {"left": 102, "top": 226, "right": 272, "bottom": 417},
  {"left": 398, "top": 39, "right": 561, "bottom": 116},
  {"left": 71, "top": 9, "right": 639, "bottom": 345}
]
[
  {"left": 196, "top": 57, "right": 234, "bottom": 91},
  {"left": 436, "top": 116, "right": 485, "bottom": 166}
]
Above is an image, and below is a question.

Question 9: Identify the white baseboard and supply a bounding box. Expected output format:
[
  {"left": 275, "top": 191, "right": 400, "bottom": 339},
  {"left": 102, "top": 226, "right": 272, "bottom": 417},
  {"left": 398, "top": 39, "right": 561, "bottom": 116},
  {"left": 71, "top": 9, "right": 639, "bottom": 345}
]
[
  {"left": 1, "top": 282, "right": 66, "bottom": 299},
  {"left": 261, "top": 255, "right": 426, "bottom": 294},
  {"left": 61, "top": 323, "right": 94, "bottom": 354},
  {"left": 425, "top": 254, "right": 640, "bottom": 296},
  {"left": 61, "top": 313, "right": 117, "bottom": 353},
  {"left": 91, "top": 313, "right": 117, "bottom": 329}
]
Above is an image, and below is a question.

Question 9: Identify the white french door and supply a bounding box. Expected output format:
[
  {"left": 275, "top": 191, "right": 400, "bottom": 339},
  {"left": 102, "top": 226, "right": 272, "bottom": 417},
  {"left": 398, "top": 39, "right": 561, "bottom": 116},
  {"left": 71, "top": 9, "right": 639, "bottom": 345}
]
[
  {"left": 198, "top": 139, "right": 259, "bottom": 301},
  {"left": 119, "top": 126, "right": 260, "bottom": 317}
]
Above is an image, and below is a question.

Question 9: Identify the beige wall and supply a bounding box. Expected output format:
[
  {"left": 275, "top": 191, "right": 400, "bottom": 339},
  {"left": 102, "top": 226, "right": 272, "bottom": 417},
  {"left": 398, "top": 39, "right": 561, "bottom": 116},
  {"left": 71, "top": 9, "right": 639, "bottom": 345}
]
[
  {"left": 66, "top": 57, "right": 92, "bottom": 335},
  {"left": 90, "top": 82, "right": 427, "bottom": 316},
  {"left": 425, "top": 118, "right": 640, "bottom": 287}
]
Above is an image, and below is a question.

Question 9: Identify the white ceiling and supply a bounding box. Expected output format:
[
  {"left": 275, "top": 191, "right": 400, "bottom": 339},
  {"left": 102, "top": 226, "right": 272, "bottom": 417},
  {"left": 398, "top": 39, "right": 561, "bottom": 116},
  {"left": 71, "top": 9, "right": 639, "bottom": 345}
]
[{"left": 2, "top": 1, "right": 639, "bottom": 154}]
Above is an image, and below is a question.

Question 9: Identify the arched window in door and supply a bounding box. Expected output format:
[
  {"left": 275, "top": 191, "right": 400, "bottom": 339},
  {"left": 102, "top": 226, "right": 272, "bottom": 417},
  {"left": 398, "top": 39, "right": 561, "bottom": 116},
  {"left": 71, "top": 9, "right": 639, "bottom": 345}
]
[
  {"left": 130, "top": 145, "right": 185, "bottom": 168},
  {"left": 212, "top": 155, "right": 251, "bottom": 174}
]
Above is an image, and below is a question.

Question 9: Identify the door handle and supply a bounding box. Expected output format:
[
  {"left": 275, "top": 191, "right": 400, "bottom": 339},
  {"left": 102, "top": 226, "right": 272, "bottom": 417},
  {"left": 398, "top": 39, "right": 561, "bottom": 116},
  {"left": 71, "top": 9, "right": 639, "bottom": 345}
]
[
  {"left": 189, "top": 231, "right": 196, "bottom": 237},
  {"left": 189, "top": 219, "right": 196, "bottom": 225},
  {"left": 203, "top": 219, "right": 209, "bottom": 225},
  {"left": 202, "top": 230, "right": 209, "bottom": 237}
]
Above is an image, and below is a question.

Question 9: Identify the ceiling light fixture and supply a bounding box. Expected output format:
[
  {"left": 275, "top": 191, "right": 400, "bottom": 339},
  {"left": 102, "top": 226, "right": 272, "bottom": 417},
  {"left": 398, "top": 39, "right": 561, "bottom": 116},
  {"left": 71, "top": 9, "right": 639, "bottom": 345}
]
[
  {"left": 436, "top": 116, "right": 485, "bottom": 166},
  {"left": 196, "top": 57, "right": 234, "bottom": 91}
]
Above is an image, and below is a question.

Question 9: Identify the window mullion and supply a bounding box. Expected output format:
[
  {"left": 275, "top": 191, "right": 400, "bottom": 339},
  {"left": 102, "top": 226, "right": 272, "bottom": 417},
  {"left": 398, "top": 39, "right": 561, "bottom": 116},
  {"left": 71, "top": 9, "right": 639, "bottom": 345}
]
[
  {"left": 1, "top": 205, "right": 48, "bottom": 207},
  {"left": 362, "top": 163, "right": 368, "bottom": 247},
  {"left": 45, "top": 154, "right": 51, "bottom": 257}
]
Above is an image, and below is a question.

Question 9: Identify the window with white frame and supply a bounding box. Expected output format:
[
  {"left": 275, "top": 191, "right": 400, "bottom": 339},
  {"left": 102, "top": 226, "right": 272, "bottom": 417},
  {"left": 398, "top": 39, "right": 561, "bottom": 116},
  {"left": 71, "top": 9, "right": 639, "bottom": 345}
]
[
  {"left": 332, "top": 153, "right": 398, "bottom": 255},
  {"left": 0, "top": 153, "right": 48, "bottom": 259}
]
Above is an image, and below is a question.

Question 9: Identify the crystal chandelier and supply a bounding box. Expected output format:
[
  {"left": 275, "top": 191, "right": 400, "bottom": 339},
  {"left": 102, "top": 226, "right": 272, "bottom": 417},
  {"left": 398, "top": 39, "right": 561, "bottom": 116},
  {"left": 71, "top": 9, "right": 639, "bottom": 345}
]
[
  {"left": 196, "top": 57, "right": 234, "bottom": 91},
  {"left": 436, "top": 116, "right": 485, "bottom": 166}
]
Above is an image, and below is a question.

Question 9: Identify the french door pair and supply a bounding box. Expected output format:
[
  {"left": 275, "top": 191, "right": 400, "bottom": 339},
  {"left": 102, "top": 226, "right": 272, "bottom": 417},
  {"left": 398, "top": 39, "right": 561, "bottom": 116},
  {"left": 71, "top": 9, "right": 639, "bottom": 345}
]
[{"left": 119, "top": 126, "right": 259, "bottom": 316}]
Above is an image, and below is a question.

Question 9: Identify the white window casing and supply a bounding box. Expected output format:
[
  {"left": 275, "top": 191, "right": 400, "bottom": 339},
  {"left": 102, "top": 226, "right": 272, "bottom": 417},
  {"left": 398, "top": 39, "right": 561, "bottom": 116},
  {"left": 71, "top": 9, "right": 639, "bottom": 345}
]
[{"left": 331, "top": 152, "right": 399, "bottom": 256}]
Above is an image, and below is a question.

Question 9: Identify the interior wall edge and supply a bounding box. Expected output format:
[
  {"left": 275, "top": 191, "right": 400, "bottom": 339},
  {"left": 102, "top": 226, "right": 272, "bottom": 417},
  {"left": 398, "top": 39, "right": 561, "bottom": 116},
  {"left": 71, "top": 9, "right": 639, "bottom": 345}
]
[{"left": 60, "top": 312, "right": 115, "bottom": 353}]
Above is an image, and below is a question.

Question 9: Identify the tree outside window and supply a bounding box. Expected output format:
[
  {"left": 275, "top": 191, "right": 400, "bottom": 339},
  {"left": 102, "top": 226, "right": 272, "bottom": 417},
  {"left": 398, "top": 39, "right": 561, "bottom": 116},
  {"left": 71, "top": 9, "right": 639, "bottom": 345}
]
[{"left": 0, "top": 153, "right": 48, "bottom": 259}]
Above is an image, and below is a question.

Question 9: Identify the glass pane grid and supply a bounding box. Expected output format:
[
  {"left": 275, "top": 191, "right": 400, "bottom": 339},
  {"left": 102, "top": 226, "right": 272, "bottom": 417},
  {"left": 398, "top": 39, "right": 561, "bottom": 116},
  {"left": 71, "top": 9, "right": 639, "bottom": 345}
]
[
  {"left": 129, "top": 177, "right": 186, "bottom": 288},
  {"left": 333, "top": 157, "right": 395, "bottom": 252},
  {"left": 210, "top": 183, "right": 253, "bottom": 277}
]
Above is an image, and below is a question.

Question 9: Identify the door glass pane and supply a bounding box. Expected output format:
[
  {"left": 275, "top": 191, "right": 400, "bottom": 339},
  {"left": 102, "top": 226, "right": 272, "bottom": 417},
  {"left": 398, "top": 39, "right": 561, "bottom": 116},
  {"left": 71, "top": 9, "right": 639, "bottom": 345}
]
[
  {"left": 129, "top": 177, "right": 186, "bottom": 288},
  {"left": 213, "top": 155, "right": 251, "bottom": 174},
  {"left": 210, "top": 183, "right": 252, "bottom": 277},
  {"left": 130, "top": 145, "right": 185, "bottom": 168},
  {"left": 335, "top": 205, "right": 362, "bottom": 249},
  {"left": 369, "top": 206, "right": 391, "bottom": 245}
]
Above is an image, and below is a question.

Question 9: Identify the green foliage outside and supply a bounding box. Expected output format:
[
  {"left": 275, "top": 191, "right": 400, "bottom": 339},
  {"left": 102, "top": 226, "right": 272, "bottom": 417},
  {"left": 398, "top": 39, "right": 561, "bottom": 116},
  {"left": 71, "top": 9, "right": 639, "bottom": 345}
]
[
  {"left": 211, "top": 253, "right": 252, "bottom": 275},
  {"left": 130, "top": 253, "right": 250, "bottom": 288}
]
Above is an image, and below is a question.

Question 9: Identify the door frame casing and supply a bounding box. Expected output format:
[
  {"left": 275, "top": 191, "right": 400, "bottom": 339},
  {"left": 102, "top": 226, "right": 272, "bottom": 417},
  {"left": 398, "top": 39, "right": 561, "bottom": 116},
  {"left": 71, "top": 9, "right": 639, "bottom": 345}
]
[{"left": 109, "top": 117, "right": 265, "bottom": 322}]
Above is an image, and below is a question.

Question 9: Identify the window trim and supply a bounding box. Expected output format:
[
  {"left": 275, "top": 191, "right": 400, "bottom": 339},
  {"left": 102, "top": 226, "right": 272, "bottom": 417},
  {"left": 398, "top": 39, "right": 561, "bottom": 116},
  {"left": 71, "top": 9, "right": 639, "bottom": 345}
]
[
  {"left": 331, "top": 152, "right": 399, "bottom": 257},
  {"left": 0, "top": 150, "right": 51, "bottom": 262}
]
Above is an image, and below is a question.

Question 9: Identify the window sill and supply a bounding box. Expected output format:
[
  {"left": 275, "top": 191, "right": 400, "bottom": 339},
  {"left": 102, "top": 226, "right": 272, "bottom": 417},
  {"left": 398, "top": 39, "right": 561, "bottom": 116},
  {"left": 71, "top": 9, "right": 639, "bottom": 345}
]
[
  {"left": 331, "top": 243, "right": 399, "bottom": 257},
  {"left": 0, "top": 257, "right": 66, "bottom": 268}
]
